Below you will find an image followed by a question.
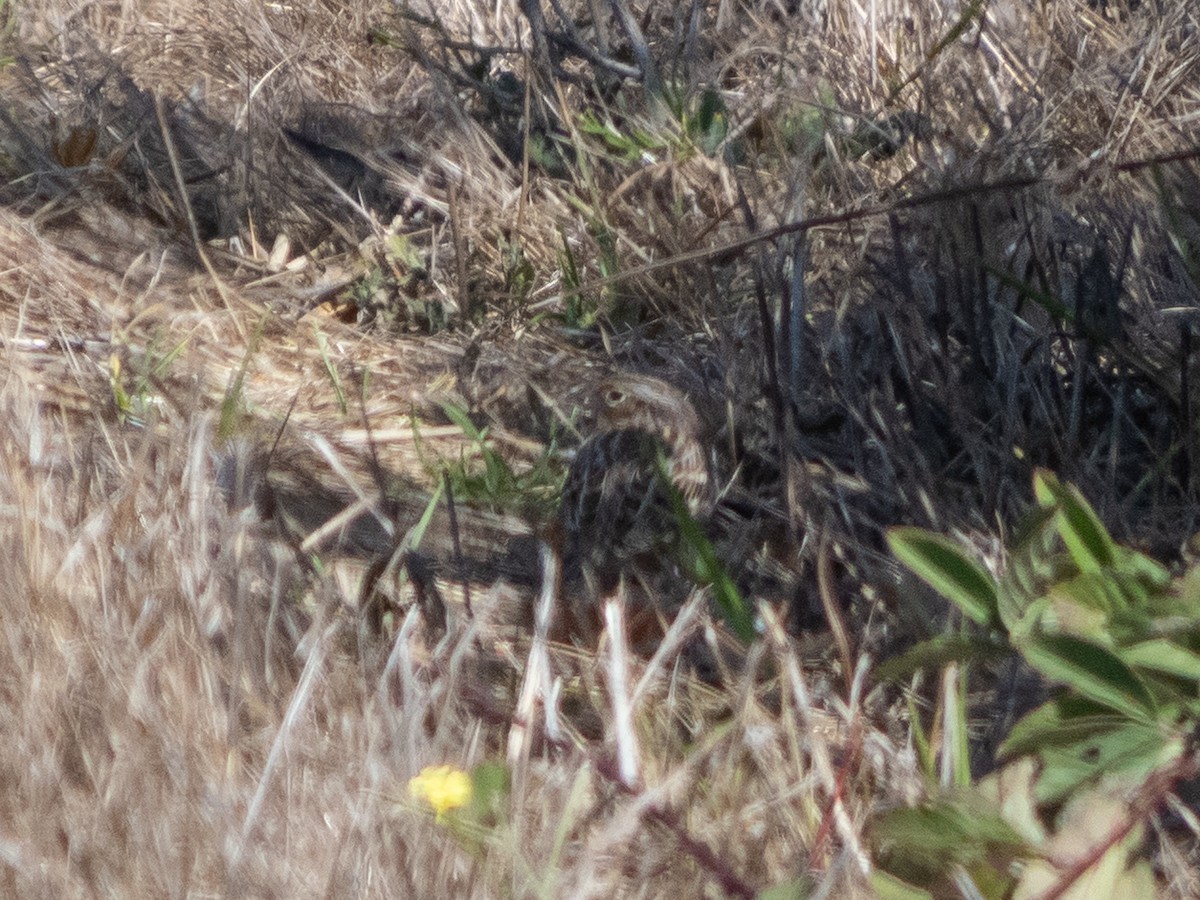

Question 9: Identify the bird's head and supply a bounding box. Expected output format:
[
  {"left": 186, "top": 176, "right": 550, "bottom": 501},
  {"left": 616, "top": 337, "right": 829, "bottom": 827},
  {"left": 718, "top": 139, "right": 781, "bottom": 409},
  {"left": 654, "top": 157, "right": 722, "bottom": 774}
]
[{"left": 593, "top": 374, "right": 704, "bottom": 451}]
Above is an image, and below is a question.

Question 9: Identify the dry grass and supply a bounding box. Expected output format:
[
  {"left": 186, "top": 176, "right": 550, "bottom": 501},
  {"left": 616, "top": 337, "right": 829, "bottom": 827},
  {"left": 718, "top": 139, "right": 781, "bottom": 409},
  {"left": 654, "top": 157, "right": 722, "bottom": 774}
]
[
  {"left": 1, "top": 344, "right": 893, "bottom": 896},
  {"left": 1, "top": 0, "right": 1199, "bottom": 896}
]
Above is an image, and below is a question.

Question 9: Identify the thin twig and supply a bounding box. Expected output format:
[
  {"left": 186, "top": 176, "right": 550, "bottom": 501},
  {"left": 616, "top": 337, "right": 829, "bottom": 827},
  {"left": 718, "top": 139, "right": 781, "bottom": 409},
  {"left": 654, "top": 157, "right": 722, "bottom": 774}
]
[{"left": 152, "top": 91, "right": 243, "bottom": 335}]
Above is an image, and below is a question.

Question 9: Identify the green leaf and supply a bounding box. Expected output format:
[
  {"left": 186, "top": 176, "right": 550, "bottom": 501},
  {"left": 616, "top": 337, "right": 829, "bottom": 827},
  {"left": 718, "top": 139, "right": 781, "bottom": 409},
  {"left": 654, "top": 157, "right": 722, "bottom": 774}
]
[
  {"left": 1113, "top": 547, "right": 1172, "bottom": 595},
  {"left": 405, "top": 480, "right": 445, "bottom": 551},
  {"left": 468, "top": 761, "right": 510, "bottom": 821},
  {"left": 907, "top": 691, "right": 936, "bottom": 781},
  {"left": 888, "top": 528, "right": 999, "bottom": 626},
  {"left": 947, "top": 663, "right": 972, "bottom": 790},
  {"left": 656, "top": 454, "right": 755, "bottom": 641},
  {"left": 999, "top": 695, "right": 1124, "bottom": 760},
  {"left": 1120, "top": 639, "right": 1200, "bottom": 681},
  {"left": 1017, "top": 586, "right": 1111, "bottom": 640},
  {"left": 1033, "top": 721, "right": 1171, "bottom": 805},
  {"left": 1049, "top": 571, "right": 1130, "bottom": 619},
  {"left": 997, "top": 504, "right": 1063, "bottom": 629},
  {"left": 1020, "top": 635, "right": 1156, "bottom": 721},
  {"left": 874, "top": 633, "right": 1009, "bottom": 682},
  {"left": 440, "top": 402, "right": 486, "bottom": 442},
  {"left": 313, "top": 327, "right": 347, "bottom": 415},
  {"left": 1033, "top": 469, "right": 1116, "bottom": 573},
  {"left": 871, "top": 797, "right": 1027, "bottom": 887},
  {"left": 869, "top": 871, "right": 934, "bottom": 900},
  {"left": 873, "top": 800, "right": 1027, "bottom": 857}
]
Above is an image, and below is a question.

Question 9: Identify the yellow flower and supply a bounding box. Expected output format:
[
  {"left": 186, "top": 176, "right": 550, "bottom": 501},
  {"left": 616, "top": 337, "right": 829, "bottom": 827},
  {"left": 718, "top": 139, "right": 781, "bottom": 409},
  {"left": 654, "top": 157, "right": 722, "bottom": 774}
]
[{"left": 409, "top": 765, "right": 472, "bottom": 820}]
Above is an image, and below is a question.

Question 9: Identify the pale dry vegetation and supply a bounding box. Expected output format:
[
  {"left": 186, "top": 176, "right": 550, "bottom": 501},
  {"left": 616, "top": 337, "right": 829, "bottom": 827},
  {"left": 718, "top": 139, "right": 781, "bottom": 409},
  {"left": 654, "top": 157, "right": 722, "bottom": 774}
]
[{"left": 1, "top": 0, "right": 1199, "bottom": 897}]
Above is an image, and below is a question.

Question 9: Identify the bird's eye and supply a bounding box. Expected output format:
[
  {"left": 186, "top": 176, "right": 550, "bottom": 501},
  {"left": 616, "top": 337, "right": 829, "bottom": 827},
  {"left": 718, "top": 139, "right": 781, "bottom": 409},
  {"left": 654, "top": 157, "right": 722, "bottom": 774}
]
[{"left": 604, "top": 388, "right": 625, "bottom": 406}]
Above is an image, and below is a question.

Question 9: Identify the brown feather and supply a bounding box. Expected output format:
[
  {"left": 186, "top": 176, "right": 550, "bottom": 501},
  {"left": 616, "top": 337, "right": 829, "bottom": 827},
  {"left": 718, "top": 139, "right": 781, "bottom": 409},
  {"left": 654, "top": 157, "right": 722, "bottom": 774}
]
[{"left": 557, "top": 374, "right": 715, "bottom": 641}]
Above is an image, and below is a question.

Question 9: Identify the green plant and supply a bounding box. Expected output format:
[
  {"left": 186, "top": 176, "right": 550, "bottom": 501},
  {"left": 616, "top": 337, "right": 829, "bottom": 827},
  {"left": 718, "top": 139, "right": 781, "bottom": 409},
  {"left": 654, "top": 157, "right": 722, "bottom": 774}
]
[
  {"left": 216, "top": 317, "right": 267, "bottom": 439},
  {"left": 108, "top": 334, "right": 187, "bottom": 427},
  {"left": 500, "top": 235, "right": 536, "bottom": 306},
  {"left": 655, "top": 451, "right": 754, "bottom": 643},
  {"left": 344, "top": 228, "right": 443, "bottom": 331},
  {"left": 682, "top": 88, "right": 728, "bottom": 158},
  {"left": 577, "top": 85, "right": 731, "bottom": 163},
  {"left": 432, "top": 402, "right": 563, "bottom": 520},
  {"left": 577, "top": 109, "right": 668, "bottom": 164},
  {"left": 312, "top": 327, "right": 348, "bottom": 415},
  {"left": 558, "top": 227, "right": 595, "bottom": 328},
  {"left": 872, "top": 469, "right": 1200, "bottom": 898}
]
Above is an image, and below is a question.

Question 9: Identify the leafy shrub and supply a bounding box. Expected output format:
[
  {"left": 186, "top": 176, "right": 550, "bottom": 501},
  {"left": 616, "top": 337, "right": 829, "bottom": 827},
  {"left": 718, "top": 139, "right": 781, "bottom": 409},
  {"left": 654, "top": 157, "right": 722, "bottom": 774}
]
[{"left": 874, "top": 469, "right": 1200, "bottom": 898}]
